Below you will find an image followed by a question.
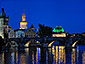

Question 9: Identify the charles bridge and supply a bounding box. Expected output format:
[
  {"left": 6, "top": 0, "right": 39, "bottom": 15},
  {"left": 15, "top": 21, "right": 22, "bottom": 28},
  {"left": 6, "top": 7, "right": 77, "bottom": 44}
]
[{"left": 4, "top": 37, "right": 84, "bottom": 49}]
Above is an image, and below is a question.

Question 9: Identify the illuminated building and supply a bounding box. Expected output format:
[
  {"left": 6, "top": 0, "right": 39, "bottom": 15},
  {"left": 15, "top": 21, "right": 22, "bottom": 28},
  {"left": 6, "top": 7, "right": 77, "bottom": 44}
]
[
  {"left": 53, "top": 26, "right": 64, "bottom": 32},
  {"left": 0, "top": 8, "right": 9, "bottom": 38},
  {"left": 25, "top": 28, "right": 35, "bottom": 38},
  {"left": 25, "top": 24, "right": 35, "bottom": 38},
  {"left": 20, "top": 12, "right": 27, "bottom": 29},
  {"left": 8, "top": 30, "right": 15, "bottom": 38},
  {"left": 15, "top": 29, "right": 25, "bottom": 38},
  {"left": 52, "top": 26, "right": 66, "bottom": 37}
]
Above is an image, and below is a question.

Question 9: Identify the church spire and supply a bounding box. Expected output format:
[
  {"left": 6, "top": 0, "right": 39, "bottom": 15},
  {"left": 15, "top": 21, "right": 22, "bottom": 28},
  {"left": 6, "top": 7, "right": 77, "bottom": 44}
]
[
  {"left": 22, "top": 11, "right": 26, "bottom": 21},
  {"left": 20, "top": 11, "right": 27, "bottom": 29},
  {"left": 0, "top": 8, "right": 6, "bottom": 17}
]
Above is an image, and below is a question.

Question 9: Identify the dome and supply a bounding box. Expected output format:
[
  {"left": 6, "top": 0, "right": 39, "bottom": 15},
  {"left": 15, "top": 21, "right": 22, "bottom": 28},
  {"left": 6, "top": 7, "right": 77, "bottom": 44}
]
[{"left": 53, "top": 26, "right": 64, "bottom": 33}]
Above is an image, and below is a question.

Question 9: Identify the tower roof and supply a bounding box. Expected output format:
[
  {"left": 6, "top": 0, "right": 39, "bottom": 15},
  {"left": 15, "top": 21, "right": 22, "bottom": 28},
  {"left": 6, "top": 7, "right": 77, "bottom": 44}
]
[
  {"left": 53, "top": 26, "right": 64, "bottom": 33},
  {"left": 30, "top": 24, "right": 35, "bottom": 29},
  {"left": 22, "top": 11, "right": 26, "bottom": 21},
  {"left": 0, "top": 8, "right": 6, "bottom": 17}
]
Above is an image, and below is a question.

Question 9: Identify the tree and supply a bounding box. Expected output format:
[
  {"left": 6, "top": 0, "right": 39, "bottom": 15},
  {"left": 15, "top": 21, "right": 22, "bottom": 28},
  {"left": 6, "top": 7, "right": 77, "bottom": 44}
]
[{"left": 38, "top": 24, "right": 53, "bottom": 37}]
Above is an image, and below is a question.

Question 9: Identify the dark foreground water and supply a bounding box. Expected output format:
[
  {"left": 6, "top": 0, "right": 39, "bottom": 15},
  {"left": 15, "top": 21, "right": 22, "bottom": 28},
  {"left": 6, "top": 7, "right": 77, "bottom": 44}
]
[{"left": 0, "top": 46, "right": 85, "bottom": 64}]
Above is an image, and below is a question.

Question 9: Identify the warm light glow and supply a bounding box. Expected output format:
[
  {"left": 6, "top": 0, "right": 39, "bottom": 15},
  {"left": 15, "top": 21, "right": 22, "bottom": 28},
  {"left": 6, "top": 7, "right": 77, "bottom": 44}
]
[
  {"left": 72, "top": 40, "right": 79, "bottom": 47},
  {"left": 56, "top": 46, "right": 58, "bottom": 63},
  {"left": 71, "top": 49, "right": 75, "bottom": 64},
  {"left": 51, "top": 46, "right": 65, "bottom": 64},
  {"left": 24, "top": 41, "right": 31, "bottom": 47},
  {"left": 20, "top": 22, "right": 27, "bottom": 24},
  {"left": 48, "top": 41, "right": 55, "bottom": 47},
  {"left": 2, "top": 53, "right": 4, "bottom": 64},
  {"left": 2, "top": 36, "right": 4, "bottom": 39},
  {"left": 22, "top": 13, "right": 26, "bottom": 21},
  {"left": 20, "top": 12, "right": 27, "bottom": 29},
  {"left": 32, "top": 52, "right": 34, "bottom": 64},
  {"left": 20, "top": 22, "right": 27, "bottom": 29},
  {"left": 52, "top": 33, "right": 66, "bottom": 37}
]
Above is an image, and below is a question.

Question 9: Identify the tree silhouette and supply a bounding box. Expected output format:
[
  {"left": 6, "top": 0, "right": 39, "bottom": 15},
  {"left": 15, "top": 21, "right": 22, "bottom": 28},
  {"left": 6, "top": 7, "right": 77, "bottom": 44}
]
[{"left": 38, "top": 24, "right": 53, "bottom": 37}]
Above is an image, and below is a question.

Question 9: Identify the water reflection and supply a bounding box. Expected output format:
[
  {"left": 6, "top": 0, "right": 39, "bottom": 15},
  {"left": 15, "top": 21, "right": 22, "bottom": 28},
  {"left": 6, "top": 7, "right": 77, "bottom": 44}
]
[
  {"left": 51, "top": 46, "right": 66, "bottom": 64},
  {"left": 82, "top": 51, "right": 85, "bottom": 64},
  {"left": 0, "top": 46, "right": 85, "bottom": 64}
]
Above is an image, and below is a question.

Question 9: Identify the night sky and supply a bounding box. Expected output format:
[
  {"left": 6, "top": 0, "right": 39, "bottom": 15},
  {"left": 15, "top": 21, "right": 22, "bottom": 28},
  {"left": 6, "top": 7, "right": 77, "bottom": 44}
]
[{"left": 0, "top": 0, "right": 85, "bottom": 33}]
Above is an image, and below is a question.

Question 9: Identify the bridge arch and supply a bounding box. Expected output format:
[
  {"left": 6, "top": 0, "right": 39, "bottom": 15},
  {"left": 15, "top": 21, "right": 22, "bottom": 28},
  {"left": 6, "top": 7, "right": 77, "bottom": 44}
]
[
  {"left": 24, "top": 39, "right": 37, "bottom": 47},
  {"left": 6, "top": 41, "right": 18, "bottom": 47},
  {"left": 48, "top": 40, "right": 64, "bottom": 47},
  {"left": 72, "top": 40, "right": 79, "bottom": 47}
]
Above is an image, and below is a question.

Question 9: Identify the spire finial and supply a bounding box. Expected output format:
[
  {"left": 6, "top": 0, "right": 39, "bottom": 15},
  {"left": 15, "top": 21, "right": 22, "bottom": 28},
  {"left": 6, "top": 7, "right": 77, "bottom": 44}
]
[{"left": 22, "top": 10, "right": 26, "bottom": 21}]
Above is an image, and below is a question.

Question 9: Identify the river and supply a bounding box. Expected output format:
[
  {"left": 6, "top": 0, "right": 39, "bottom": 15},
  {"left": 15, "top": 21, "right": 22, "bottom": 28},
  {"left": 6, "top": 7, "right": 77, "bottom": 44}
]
[{"left": 0, "top": 46, "right": 85, "bottom": 64}]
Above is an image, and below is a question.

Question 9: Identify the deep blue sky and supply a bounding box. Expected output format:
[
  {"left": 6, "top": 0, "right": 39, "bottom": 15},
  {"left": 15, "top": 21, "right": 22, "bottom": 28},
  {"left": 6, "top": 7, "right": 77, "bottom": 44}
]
[{"left": 0, "top": 0, "right": 85, "bottom": 33}]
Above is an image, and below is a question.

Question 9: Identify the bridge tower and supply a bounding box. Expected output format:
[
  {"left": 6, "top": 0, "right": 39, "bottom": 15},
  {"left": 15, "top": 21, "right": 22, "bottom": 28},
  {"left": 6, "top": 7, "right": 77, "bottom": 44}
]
[{"left": 0, "top": 8, "right": 9, "bottom": 38}]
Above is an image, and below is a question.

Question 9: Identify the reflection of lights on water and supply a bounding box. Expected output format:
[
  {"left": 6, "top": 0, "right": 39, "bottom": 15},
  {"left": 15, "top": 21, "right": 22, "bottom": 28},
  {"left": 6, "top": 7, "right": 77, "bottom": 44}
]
[
  {"left": 59, "top": 46, "right": 65, "bottom": 64},
  {"left": 0, "top": 53, "right": 4, "bottom": 64},
  {"left": 82, "top": 51, "right": 85, "bottom": 64},
  {"left": 52, "top": 46, "right": 55, "bottom": 55},
  {"left": 20, "top": 53, "right": 26, "bottom": 64},
  {"left": 2, "top": 53, "right": 4, "bottom": 64},
  {"left": 12, "top": 51, "right": 18, "bottom": 64},
  {"left": 11, "top": 52, "right": 13, "bottom": 64},
  {"left": 56, "top": 46, "right": 58, "bottom": 63},
  {"left": 25, "top": 48, "right": 29, "bottom": 55},
  {"left": 36, "top": 48, "right": 40, "bottom": 64},
  {"left": 52, "top": 46, "right": 65, "bottom": 64},
  {"left": 32, "top": 52, "right": 34, "bottom": 64},
  {"left": 52, "top": 46, "right": 55, "bottom": 64},
  {"left": 13, "top": 52, "right": 14, "bottom": 64},
  {"left": 77, "top": 47, "right": 79, "bottom": 64},
  {"left": 16, "top": 51, "right": 18, "bottom": 64},
  {"left": 71, "top": 49, "right": 75, "bottom": 64}
]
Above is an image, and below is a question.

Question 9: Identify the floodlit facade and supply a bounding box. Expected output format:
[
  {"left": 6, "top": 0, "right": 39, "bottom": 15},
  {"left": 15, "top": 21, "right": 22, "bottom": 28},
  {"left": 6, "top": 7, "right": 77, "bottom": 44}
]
[
  {"left": 15, "top": 29, "right": 25, "bottom": 38},
  {"left": 52, "top": 26, "right": 66, "bottom": 37},
  {"left": 8, "top": 30, "right": 15, "bottom": 38},
  {"left": 20, "top": 12, "right": 27, "bottom": 29},
  {"left": 52, "top": 33, "right": 66, "bottom": 37}
]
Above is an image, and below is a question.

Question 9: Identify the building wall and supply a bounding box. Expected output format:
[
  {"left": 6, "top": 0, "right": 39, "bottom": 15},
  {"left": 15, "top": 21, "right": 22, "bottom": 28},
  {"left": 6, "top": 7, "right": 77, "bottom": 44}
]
[
  {"left": 0, "top": 18, "right": 4, "bottom": 38},
  {"left": 15, "top": 30, "right": 25, "bottom": 38},
  {"left": 25, "top": 28, "right": 35, "bottom": 38},
  {"left": 8, "top": 30, "right": 15, "bottom": 38}
]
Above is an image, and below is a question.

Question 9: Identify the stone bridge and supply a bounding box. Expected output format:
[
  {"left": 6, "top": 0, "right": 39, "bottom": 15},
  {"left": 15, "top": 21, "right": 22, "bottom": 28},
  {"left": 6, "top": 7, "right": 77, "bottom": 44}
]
[{"left": 5, "top": 37, "right": 81, "bottom": 48}]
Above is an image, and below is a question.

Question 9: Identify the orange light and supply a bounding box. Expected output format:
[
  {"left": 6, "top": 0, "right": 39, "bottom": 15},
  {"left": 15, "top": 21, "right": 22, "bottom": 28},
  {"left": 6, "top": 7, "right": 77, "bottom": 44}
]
[{"left": 52, "top": 33, "right": 66, "bottom": 37}]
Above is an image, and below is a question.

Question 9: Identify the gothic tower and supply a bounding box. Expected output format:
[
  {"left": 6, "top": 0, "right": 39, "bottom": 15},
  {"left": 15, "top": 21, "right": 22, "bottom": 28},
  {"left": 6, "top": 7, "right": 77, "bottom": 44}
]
[
  {"left": 0, "top": 8, "right": 9, "bottom": 38},
  {"left": 20, "top": 12, "right": 27, "bottom": 29}
]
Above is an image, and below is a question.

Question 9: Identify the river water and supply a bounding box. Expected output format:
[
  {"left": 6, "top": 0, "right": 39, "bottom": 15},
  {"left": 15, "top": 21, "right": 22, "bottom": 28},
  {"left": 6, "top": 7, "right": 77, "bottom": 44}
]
[{"left": 0, "top": 46, "right": 85, "bottom": 64}]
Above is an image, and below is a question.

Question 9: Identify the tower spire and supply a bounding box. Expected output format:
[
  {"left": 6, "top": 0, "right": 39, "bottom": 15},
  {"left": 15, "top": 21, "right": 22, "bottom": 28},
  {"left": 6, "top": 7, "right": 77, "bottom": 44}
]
[
  {"left": 0, "top": 8, "right": 6, "bottom": 17},
  {"left": 22, "top": 11, "right": 26, "bottom": 21},
  {"left": 20, "top": 10, "right": 27, "bottom": 29}
]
